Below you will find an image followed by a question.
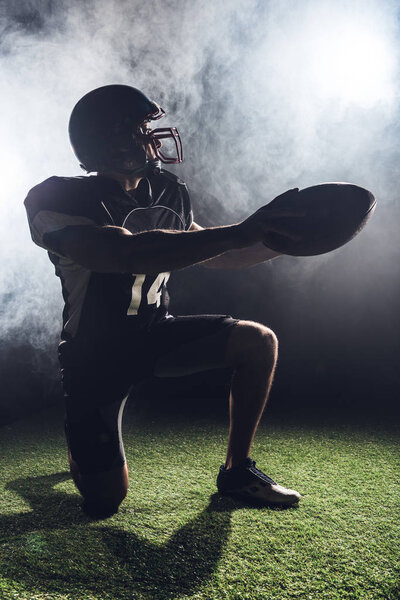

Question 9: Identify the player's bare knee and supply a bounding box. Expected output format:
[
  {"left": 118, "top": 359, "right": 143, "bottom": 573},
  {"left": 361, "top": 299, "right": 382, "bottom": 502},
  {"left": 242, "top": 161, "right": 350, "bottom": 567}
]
[
  {"left": 248, "top": 323, "right": 278, "bottom": 360},
  {"left": 227, "top": 320, "right": 277, "bottom": 367}
]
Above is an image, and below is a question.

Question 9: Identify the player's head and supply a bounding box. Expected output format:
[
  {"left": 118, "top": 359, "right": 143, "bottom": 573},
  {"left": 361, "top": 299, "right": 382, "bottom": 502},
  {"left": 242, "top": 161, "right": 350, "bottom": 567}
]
[{"left": 68, "top": 84, "right": 183, "bottom": 175}]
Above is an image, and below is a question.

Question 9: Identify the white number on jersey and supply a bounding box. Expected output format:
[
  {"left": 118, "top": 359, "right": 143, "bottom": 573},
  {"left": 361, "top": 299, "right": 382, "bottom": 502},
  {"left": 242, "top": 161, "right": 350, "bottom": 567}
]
[{"left": 127, "top": 272, "right": 170, "bottom": 316}]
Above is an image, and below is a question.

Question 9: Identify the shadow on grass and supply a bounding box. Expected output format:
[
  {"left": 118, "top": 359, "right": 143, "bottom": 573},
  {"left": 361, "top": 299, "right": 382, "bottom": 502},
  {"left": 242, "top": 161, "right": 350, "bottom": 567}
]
[{"left": 1, "top": 471, "right": 240, "bottom": 599}]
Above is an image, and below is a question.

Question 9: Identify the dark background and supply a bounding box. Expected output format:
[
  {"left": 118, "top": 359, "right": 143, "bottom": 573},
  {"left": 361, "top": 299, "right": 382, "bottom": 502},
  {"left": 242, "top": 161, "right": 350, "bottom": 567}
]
[{"left": 1, "top": 0, "right": 399, "bottom": 424}]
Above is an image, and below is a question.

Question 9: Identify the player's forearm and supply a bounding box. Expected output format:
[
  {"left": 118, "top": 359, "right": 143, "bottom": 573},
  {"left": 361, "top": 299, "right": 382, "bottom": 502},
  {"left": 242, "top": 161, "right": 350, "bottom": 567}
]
[
  {"left": 201, "top": 242, "right": 282, "bottom": 270},
  {"left": 119, "top": 225, "right": 246, "bottom": 273},
  {"left": 53, "top": 223, "right": 248, "bottom": 273}
]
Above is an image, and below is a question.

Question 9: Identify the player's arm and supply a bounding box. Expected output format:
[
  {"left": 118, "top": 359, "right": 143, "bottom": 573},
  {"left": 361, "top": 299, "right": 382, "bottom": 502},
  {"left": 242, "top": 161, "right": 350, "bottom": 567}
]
[
  {"left": 44, "top": 188, "right": 300, "bottom": 274},
  {"left": 46, "top": 223, "right": 246, "bottom": 274},
  {"left": 188, "top": 222, "right": 282, "bottom": 269}
]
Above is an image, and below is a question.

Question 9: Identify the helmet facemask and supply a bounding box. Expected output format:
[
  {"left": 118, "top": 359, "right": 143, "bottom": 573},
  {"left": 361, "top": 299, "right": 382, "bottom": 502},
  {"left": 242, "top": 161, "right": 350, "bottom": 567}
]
[
  {"left": 137, "top": 122, "right": 183, "bottom": 166},
  {"left": 98, "top": 104, "right": 183, "bottom": 176}
]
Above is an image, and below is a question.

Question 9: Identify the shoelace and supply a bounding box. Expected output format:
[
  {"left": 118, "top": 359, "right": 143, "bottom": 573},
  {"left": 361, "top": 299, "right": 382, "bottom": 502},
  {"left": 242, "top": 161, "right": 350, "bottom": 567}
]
[{"left": 249, "top": 460, "right": 277, "bottom": 485}]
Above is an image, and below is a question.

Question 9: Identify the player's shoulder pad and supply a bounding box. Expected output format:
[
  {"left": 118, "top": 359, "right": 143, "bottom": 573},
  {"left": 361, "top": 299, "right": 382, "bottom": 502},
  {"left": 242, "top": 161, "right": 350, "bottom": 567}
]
[
  {"left": 24, "top": 175, "right": 100, "bottom": 220},
  {"left": 25, "top": 175, "right": 91, "bottom": 200}
]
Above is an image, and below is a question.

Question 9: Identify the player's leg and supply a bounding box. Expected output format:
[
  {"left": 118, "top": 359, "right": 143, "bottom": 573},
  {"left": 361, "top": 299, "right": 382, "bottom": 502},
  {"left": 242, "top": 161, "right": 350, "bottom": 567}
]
[
  {"left": 68, "top": 450, "right": 129, "bottom": 514},
  {"left": 222, "top": 320, "right": 278, "bottom": 469},
  {"left": 153, "top": 317, "right": 277, "bottom": 466},
  {"left": 64, "top": 394, "right": 129, "bottom": 518},
  {"left": 218, "top": 320, "right": 300, "bottom": 504},
  {"left": 152, "top": 316, "right": 300, "bottom": 505}
]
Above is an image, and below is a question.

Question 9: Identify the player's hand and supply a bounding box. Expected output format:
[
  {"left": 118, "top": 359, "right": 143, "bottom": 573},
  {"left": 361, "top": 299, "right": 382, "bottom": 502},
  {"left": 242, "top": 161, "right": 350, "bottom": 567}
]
[{"left": 235, "top": 188, "right": 304, "bottom": 246}]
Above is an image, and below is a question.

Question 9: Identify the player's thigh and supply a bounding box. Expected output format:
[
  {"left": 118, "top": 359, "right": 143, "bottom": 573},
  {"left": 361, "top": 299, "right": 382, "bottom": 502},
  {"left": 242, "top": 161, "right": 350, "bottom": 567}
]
[{"left": 151, "top": 314, "right": 239, "bottom": 377}]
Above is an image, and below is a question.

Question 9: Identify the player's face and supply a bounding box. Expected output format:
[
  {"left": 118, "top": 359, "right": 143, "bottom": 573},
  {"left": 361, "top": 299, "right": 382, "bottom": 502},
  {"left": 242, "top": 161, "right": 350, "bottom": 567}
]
[{"left": 109, "top": 120, "right": 154, "bottom": 172}]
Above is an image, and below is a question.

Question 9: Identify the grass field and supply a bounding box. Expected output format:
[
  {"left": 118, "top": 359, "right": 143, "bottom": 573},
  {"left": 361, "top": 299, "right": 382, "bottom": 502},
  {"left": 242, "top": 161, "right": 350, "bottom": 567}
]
[{"left": 0, "top": 402, "right": 399, "bottom": 600}]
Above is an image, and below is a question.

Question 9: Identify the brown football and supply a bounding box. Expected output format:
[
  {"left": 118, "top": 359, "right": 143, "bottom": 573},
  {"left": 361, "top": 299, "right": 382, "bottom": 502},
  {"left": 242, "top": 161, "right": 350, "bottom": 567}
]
[{"left": 263, "top": 182, "right": 376, "bottom": 256}]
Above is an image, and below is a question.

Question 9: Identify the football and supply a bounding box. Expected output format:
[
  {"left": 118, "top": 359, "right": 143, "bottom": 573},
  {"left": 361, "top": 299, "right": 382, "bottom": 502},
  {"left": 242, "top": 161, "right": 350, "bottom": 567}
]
[{"left": 264, "top": 182, "right": 376, "bottom": 256}]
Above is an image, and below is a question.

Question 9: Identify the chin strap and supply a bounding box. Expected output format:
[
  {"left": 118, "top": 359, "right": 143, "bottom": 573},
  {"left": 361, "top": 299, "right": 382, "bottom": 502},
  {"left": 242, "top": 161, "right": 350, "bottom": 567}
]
[{"left": 146, "top": 159, "right": 162, "bottom": 175}]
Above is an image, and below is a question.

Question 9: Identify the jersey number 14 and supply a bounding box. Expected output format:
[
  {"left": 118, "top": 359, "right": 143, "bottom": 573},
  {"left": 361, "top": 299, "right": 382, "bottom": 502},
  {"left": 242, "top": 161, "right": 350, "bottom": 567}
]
[{"left": 127, "top": 272, "right": 170, "bottom": 315}]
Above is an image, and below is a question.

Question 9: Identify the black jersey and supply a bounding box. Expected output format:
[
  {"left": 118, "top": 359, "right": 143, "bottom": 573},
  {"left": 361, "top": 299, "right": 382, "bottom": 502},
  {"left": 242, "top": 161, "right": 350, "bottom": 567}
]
[{"left": 24, "top": 171, "right": 193, "bottom": 348}]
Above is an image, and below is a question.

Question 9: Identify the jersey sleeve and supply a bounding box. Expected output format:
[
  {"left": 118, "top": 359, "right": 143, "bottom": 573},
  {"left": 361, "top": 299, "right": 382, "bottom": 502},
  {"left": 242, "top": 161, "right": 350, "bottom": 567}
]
[{"left": 24, "top": 177, "right": 103, "bottom": 257}]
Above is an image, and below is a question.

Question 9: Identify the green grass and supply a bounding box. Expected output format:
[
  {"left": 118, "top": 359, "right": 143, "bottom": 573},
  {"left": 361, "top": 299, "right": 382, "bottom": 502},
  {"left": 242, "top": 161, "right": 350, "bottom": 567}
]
[{"left": 0, "top": 404, "right": 399, "bottom": 600}]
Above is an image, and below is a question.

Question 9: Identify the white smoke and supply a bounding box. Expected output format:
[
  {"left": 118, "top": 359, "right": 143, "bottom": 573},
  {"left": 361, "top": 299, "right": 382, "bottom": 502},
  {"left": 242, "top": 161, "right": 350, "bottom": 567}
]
[{"left": 0, "top": 0, "right": 399, "bottom": 351}]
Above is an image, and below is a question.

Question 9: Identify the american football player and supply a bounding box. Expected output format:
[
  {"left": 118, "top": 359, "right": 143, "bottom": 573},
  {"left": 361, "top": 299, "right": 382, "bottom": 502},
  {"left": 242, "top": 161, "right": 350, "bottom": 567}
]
[{"left": 25, "top": 84, "right": 301, "bottom": 518}]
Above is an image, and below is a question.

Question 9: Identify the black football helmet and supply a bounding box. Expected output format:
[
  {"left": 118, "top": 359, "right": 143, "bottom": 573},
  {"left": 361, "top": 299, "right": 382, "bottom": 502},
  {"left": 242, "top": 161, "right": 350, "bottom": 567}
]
[{"left": 68, "top": 84, "right": 183, "bottom": 175}]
